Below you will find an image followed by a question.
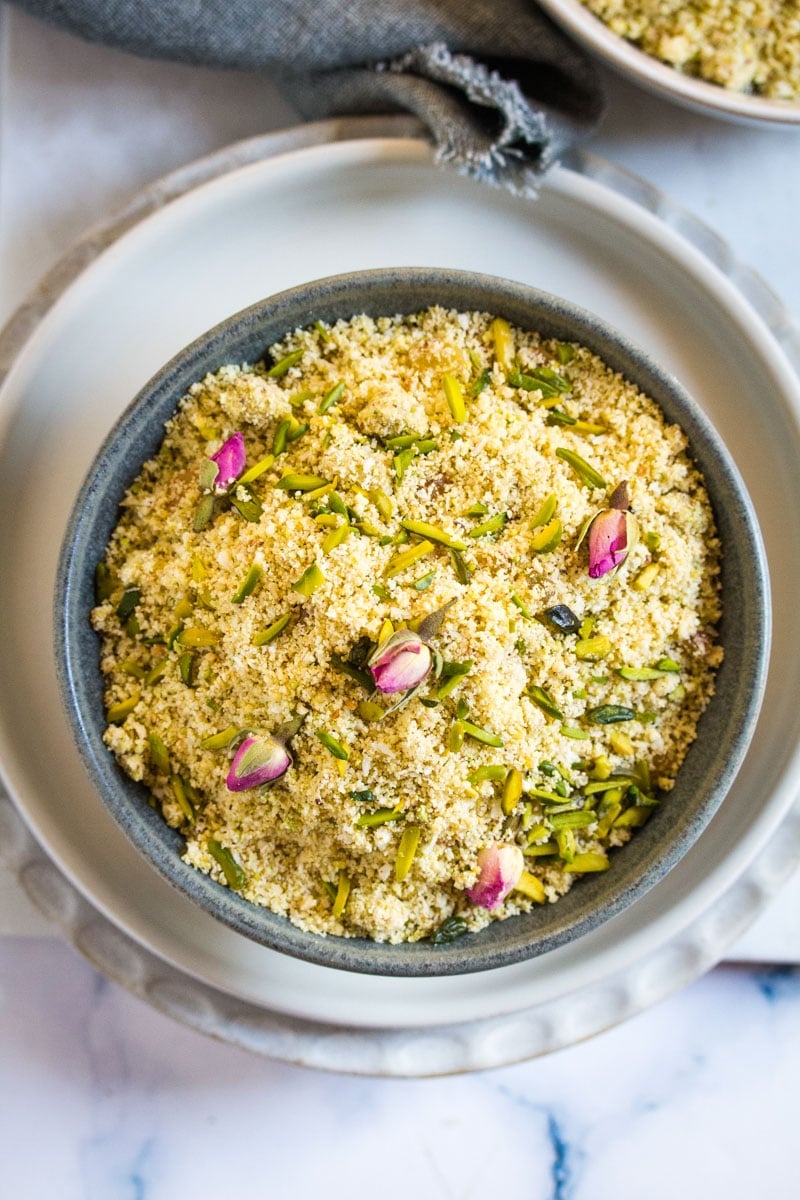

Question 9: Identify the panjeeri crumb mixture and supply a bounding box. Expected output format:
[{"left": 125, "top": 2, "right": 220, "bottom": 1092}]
[
  {"left": 581, "top": 0, "right": 800, "bottom": 99},
  {"left": 92, "top": 307, "right": 723, "bottom": 944}
]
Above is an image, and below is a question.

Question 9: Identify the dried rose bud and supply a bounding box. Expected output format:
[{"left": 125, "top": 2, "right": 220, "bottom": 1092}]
[
  {"left": 584, "top": 480, "right": 639, "bottom": 579},
  {"left": 367, "top": 629, "right": 433, "bottom": 694},
  {"left": 209, "top": 432, "right": 246, "bottom": 493},
  {"left": 226, "top": 734, "right": 291, "bottom": 792},
  {"left": 466, "top": 844, "right": 524, "bottom": 910}
]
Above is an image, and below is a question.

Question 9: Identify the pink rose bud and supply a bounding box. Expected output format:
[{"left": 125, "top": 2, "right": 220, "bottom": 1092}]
[
  {"left": 586, "top": 480, "right": 638, "bottom": 579},
  {"left": 209, "top": 432, "right": 246, "bottom": 493},
  {"left": 466, "top": 844, "right": 524, "bottom": 910},
  {"left": 226, "top": 734, "right": 291, "bottom": 792},
  {"left": 368, "top": 629, "right": 433, "bottom": 694}
]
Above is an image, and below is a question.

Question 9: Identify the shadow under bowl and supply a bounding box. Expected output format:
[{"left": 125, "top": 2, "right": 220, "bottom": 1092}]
[{"left": 55, "top": 268, "right": 770, "bottom": 976}]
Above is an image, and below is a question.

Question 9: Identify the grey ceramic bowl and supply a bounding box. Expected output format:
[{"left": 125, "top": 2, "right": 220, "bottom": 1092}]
[{"left": 56, "top": 268, "right": 770, "bottom": 977}]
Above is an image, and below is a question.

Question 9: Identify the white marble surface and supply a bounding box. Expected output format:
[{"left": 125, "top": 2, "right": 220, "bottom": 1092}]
[{"left": 2, "top": 4, "right": 800, "bottom": 1189}]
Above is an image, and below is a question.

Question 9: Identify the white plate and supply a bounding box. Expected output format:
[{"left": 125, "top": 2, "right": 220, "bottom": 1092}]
[
  {"left": 538, "top": 0, "right": 800, "bottom": 126},
  {"left": 1, "top": 120, "right": 800, "bottom": 1046}
]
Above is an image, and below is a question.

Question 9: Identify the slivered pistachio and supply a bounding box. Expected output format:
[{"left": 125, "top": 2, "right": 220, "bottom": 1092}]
[
  {"left": 119, "top": 659, "right": 146, "bottom": 679},
  {"left": 322, "top": 523, "right": 350, "bottom": 553},
  {"left": 531, "top": 518, "right": 563, "bottom": 553},
  {"left": 277, "top": 473, "right": 329, "bottom": 492},
  {"left": 467, "top": 764, "right": 507, "bottom": 785},
  {"left": 356, "top": 808, "right": 404, "bottom": 828},
  {"left": 657, "top": 657, "right": 681, "bottom": 672},
  {"left": 556, "top": 342, "right": 576, "bottom": 365},
  {"left": 555, "top": 447, "right": 607, "bottom": 490},
  {"left": 144, "top": 658, "right": 168, "bottom": 687},
  {"left": 107, "top": 691, "right": 140, "bottom": 724},
  {"left": 116, "top": 586, "right": 141, "bottom": 622},
  {"left": 266, "top": 348, "right": 303, "bottom": 378},
  {"left": 371, "top": 583, "right": 391, "bottom": 601},
  {"left": 448, "top": 721, "right": 465, "bottom": 752},
  {"left": 357, "top": 699, "right": 384, "bottom": 722},
  {"left": 449, "top": 547, "right": 472, "bottom": 585},
  {"left": 547, "top": 409, "right": 576, "bottom": 427},
  {"left": 470, "top": 368, "right": 491, "bottom": 397},
  {"left": 413, "top": 569, "right": 437, "bottom": 591},
  {"left": 201, "top": 725, "right": 240, "bottom": 751},
  {"left": 384, "top": 540, "right": 435, "bottom": 578},
  {"left": 465, "top": 502, "right": 489, "bottom": 517},
  {"left": 95, "top": 562, "right": 115, "bottom": 603},
  {"left": 232, "top": 564, "right": 263, "bottom": 604},
  {"left": 318, "top": 381, "right": 344, "bottom": 414},
  {"left": 528, "top": 685, "right": 563, "bottom": 721},
  {"left": 443, "top": 374, "right": 467, "bottom": 423},
  {"left": 252, "top": 612, "right": 292, "bottom": 646},
  {"left": 170, "top": 774, "right": 195, "bottom": 822},
  {"left": 513, "top": 871, "right": 546, "bottom": 902},
  {"left": 548, "top": 810, "right": 596, "bottom": 830},
  {"left": 177, "top": 627, "right": 218, "bottom": 648},
  {"left": 523, "top": 841, "right": 559, "bottom": 857},
  {"left": 207, "top": 839, "right": 247, "bottom": 890},
  {"left": 350, "top": 789, "right": 376, "bottom": 803},
  {"left": 609, "top": 729, "right": 635, "bottom": 757},
  {"left": 393, "top": 447, "right": 416, "bottom": 480},
  {"left": 490, "top": 317, "right": 514, "bottom": 369},
  {"left": 617, "top": 666, "right": 665, "bottom": 681},
  {"left": 556, "top": 829, "right": 576, "bottom": 862},
  {"left": 385, "top": 433, "right": 418, "bottom": 450},
  {"left": 370, "top": 488, "right": 393, "bottom": 520},
  {"left": 395, "top": 825, "right": 421, "bottom": 882},
  {"left": 502, "top": 767, "right": 523, "bottom": 815},
  {"left": 510, "top": 592, "right": 533, "bottom": 619},
  {"left": 530, "top": 494, "right": 558, "bottom": 529},
  {"left": 193, "top": 493, "right": 215, "bottom": 531},
  {"left": 292, "top": 563, "right": 325, "bottom": 596},
  {"left": 148, "top": 732, "right": 170, "bottom": 774},
  {"left": 561, "top": 725, "right": 589, "bottom": 740},
  {"left": 331, "top": 869, "right": 351, "bottom": 918},
  {"left": 461, "top": 720, "right": 503, "bottom": 748},
  {"left": 314, "top": 319, "right": 332, "bottom": 343},
  {"left": 174, "top": 597, "right": 193, "bottom": 621},
  {"left": 564, "top": 852, "right": 610, "bottom": 873},
  {"left": 316, "top": 730, "right": 349, "bottom": 760},
  {"left": 633, "top": 562, "right": 660, "bottom": 592},
  {"left": 400, "top": 519, "right": 466, "bottom": 550},
  {"left": 177, "top": 652, "right": 197, "bottom": 687},
  {"left": 468, "top": 512, "right": 507, "bottom": 538},
  {"left": 575, "top": 635, "right": 612, "bottom": 661},
  {"left": 613, "top": 806, "right": 652, "bottom": 828},
  {"left": 572, "top": 419, "right": 609, "bottom": 436},
  {"left": 436, "top": 660, "right": 473, "bottom": 699},
  {"left": 272, "top": 417, "right": 292, "bottom": 456},
  {"left": 587, "top": 705, "right": 636, "bottom": 724}
]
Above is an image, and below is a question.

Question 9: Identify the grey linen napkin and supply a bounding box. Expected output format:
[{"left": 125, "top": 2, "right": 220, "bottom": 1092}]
[{"left": 10, "top": 0, "right": 605, "bottom": 194}]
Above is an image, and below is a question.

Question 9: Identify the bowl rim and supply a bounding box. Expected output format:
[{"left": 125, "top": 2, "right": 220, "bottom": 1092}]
[
  {"left": 54, "top": 267, "right": 771, "bottom": 976},
  {"left": 537, "top": 0, "right": 800, "bottom": 126}
]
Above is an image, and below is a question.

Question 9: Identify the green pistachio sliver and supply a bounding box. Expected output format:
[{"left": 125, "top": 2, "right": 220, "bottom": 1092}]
[
  {"left": 148, "top": 732, "right": 170, "bottom": 774},
  {"left": 657, "top": 657, "right": 681, "bottom": 672},
  {"left": 394, "top": 825, "right": 421, "bottom": 882},
  {"left": 292, "top": 563, "right": 325, "bottom": 596},
  {"left": 356, "top": 808, "right": 404, "bottom": 828},
  {"left": 393, "top": 447, "right": 417, "bottom": 481},
  {"left": 436, "top": 660, "right": 473, "bottom": 699},
  {"left": 271, "top": 417, "right": 292, "bottom": 456},
  {"left": 322, "top": 524, "right": 350, "bottom": 554},
  {"left": 412, "top": 569, "right": 437, "bottom": 591},
  {"left": 358, "top": 699, "right": 385, "bottom": 722},
  {"left": 470, "top": 367, "right": 491, "bottom": 397},
  {"left": 400, "top": 519, "right": 466, "bottom": 550},
  {"left": 318, "top": 381, "right": 345, "bottom": 415},
  {"left": 527, "top": 785, "right": 569, "bottom": 803},
  {"left": 316, "top": 730, "right": 349, "bottom": 760},
  {"left": 95, "top": 561, "right": 115, "bottom": 603},
  {"left": 106, "top": 691, "right": 140, "bottom": 724},
  {"left": 370, "top": 488, "right": 393, "bottom": 520},
  {"left": 277, "top": 473, "right": 329, "bottom": 492},
  {"left": 465, "top": 501, "right": 489, "bottom": 517},
  {"left": 266, "top": 348, "right": 303, "bottom": 378},
  {"left": 207, "top": 839, "right": 247, "bottom": 890},
  {"left": 449, "top": 547, "right": 472, "bottom": 585},
  {"left": 385, "top": 433, "right": 419, "bottom": 450},
  {"left": 528, "top": 685, "right": 564, "bottom": 721},
  {"left": 556, "top": 828, "right": 576, "bottom": 863},
  {"left": 575, "top": 635, "right": 612, "bottom": 661},
  {"left": 314, "top": 319, "right": 332, "bottom": 343},
  {"left": 566, "top": 852, "right": 610, "bottom": 873},
  {"left": 669, "top": 683, "right": 686, "bottom": 702},
  {"left": 448, "top": 721, "right": 465, "bottom": 752},
  {"left": 252, "top": 612, "right": 292, "bottom": 646},
  {"left": 177, "top": 626, "right": 218, "bottom": 648},
  {"left": 168, "top": 774, "right": 195, "bottom": 822},
  {"left": 461, "top": 719, "right": 503, "bottom": 748},
  {"left": 530, "top": 493, "right": 558, "bottom": 529},
  {"left": 116, "top": 586, "right": 141, "bottom": 622},
  {"left": 119, "top": 659, "right": 146, "bottom": 679},
  {"left": 523, "top": 840, "right": 559, "bottom": 857},
  {"left": 371, "top": 583, "right": 391, "bottom": 601},
  {"left": 443, "top": 374, "right": 467, "bottom": 423},
  {"left": 201, "top": 725, "right": 240, "bottom": 750},
  {"left": 467, "top": 764, "right": 507, "bottom": 784},
  {"left": 548, "top": 810, "right": 596, "bottom": 830},
  {"left": 510, "top": 591, "right": 533, "bottom": 619},
  {"left": 232, "top": 564, "right": 263, "bottom": 604},
  {"left": 613, "top": 805, "right": 652, "bottom": 828},
  {"left": 432, "top": 915, "right": 469, "bottom": 944},
  {"left": 502, "top": 767, "right": 523, "bottom": 815},
  {"left": 572, "top": 420, "right": 608, "bottom": 436},
  {"left": 531, "top": 517, "right": 563, "bottom": 554},
  {"left": 144, "top": 658, "right": 168, "bottom": 687},
  {"left": 350, "top": 788, "right": 376, "bottom": 803},
  {"left": 561, "top": 725, "right": 589, "bottom": 740},
  {"left": 556, "top": 342, "right": 576, "bottom": 365},
  {"left": 546, "top": 408, "right": 577, "bottom": 427},
  {"left": 468, "top": 512, "right": 507, "bottom": 538},
  {"left": 555, "top": 447, "right": 607, "bottom": 490},
  {"left": 583, "top": 778, "right": 635, "bottom": 795},
  {"left": 177, "top": 652, "right": 197, "bottom": 687},
  {"left": 384, "top": 540, "right": 435, "bottom": 578},
  {"left": 507, "top": 368, "right": 561, "bottom": 400},
  {"left": 587, "top": 704, "right": 636, "bottom": 724},
  {"left": 415, "top": 438, "right": 438, "bottom": 455},
  {"left": 331, "top": 869, "right": 350, "bottom": 918}
]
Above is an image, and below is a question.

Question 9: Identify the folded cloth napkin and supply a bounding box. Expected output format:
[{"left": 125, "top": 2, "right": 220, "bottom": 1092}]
[{"left": 10, "top": 0, "right": 604, "bottom": 194}]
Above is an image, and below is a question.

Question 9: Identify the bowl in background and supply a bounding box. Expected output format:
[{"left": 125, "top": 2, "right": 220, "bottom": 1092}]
[{"left": 55, "top": 268, "right": 770, "bottom": 976}]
